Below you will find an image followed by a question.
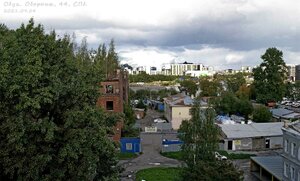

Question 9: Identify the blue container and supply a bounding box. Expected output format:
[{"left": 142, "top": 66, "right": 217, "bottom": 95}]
[{"left": 120, "top": 138, "right": 141, "bottom": 153}]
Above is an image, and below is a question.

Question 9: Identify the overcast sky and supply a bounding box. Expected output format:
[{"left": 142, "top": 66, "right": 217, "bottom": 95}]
[{"left": 1, "top": 0, "right": 300, "bottom": 70}]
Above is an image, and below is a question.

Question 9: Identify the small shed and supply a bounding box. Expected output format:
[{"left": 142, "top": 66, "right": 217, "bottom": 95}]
[{"left": 120, "top": 138, "right": 141, "bottom": 153}]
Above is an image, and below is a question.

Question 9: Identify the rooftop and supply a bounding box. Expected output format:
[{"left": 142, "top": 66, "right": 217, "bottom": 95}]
[
  {"left": 270, "top": 108, "right": 300, "bottom": 118},
  {"left": 251, "top": 156, "right": 283, "bottom": 180},
  {"left": 218, "top": 122, "right": 284, "bottom": 139},
  {"left": 282, "top": 121, "right": 300, "bottom": 136},
  {"left": 164, "top": 93, "right": 193, "bottom": 107}
]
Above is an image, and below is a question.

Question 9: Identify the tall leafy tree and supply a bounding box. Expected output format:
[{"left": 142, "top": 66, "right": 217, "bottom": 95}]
[
  {"left": 180, "top": 79, "right": 198, "bottom": 96},
  {"left": 253, "top": 48, "right": 287, "bottom": 103},
  {"left": 253, "top": 106, "right": 272, "bottom": 123},
  {"left": 226, "top": 72, "right": 246, "bottom": 93},
  {"left": 0, "top": 19, "right": 119, "bottom": 180},
  {"left": 179, "top": 97, "right": 243, "bottom": 181},
  {"left": 199, "top": 77, "right": 221, "bottom": 97}
]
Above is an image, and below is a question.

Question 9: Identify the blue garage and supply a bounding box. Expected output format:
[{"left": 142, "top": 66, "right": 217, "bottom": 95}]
[{"left": 120, "top": 138, "right": 141, "bottom": 153}]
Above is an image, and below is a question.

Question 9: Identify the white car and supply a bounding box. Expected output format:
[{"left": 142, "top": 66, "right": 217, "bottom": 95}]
[
  {"left": 215, "top": 152, "right": 227, "bottom": 161},
  {"left": 153, "top": 118, "right": 167, "bottom": 123}
]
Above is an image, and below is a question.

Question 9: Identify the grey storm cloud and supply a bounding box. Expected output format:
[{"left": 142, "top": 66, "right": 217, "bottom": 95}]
[{"left": 1, "top": 0, "right": 300, "bottom": 69}]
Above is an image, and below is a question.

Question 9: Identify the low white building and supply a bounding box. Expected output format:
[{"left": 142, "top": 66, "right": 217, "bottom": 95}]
[
  {"left": 164, "top": 93, "right": 193, "bottom": 130},
  {"left": 185, "top": 70, "right": 215, "bottom": 77},
  {"left": 218, "top": 122, "right": 284, "bottom": 151}
]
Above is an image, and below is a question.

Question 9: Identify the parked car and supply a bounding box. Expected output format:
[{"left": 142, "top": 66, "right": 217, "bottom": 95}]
[
  {"left": 215, "top": 152, "right": 227, "bottom": 161},
  {"left": 154, "top": 118, "right": 167, "bottom": 123}
]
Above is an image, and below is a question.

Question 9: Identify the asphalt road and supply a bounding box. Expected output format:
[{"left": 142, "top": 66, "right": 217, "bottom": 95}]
[
  {"left": 119, "top": 133, "right": 182, "bottom": 181},
  {"left": 119, "top": 109, "right": 182, "bottom": 181}
]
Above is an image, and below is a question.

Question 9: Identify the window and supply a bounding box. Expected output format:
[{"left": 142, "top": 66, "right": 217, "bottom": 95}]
[
  {"left": 285, "top": 139, "right": 289, "bottom": 153},
  {"left": 291, "top": 166, "right": 295, "bottom": 181},
  {"left": 298, "top": 147, "right": 300, "bottom": 160},
  {"left": 106, "top": 101, "right": 114, "bottom": 110},
  {"left": 284, "top": 162, "right": 289, "bottom": 177},
  {"left": 291, "top": 143, "right": 296, "bottom": 157},
  {"left": 106, "top": 85, "right": 113, "bottom": 94},
  {"left": 126, "top": 143, "right": 132, "bottom": 150}
]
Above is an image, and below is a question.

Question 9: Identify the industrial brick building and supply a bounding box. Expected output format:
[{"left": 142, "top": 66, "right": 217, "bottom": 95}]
[{"left": 97, "top": 69, "right": 129, "bottom": 141}]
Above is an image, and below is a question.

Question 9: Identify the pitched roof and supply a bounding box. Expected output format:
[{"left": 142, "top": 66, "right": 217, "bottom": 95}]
[
  {"left": 218, "top": 122, "right": 284, "bottom": 139},
  {"left": 164, "top": 93, "right": 193, "bottom": 107},
  {"left": 270, "top": 108, "right": 294, "bottom": 117},
  {"left": 251, "top": 156, "right": 283, "bottom": 180}
]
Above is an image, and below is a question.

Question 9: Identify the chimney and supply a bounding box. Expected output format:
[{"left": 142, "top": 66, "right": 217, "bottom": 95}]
[{"left": 283, "top": 120, "right": 289, "bottom": 128}]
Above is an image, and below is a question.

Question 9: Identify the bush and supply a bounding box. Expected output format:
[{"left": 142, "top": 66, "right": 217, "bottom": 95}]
[{"left": 253, "top": 105, "right": 272, "bottom": 122}]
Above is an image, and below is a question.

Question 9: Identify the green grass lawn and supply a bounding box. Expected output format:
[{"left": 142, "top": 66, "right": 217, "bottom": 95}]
[
  {"left": 160, "top": 151, "right": 184, "bottom": 161},
  {"left": 136, "top": 167, "right": 182, "bottom": 181},
  {"left": 117, "top": 152, "right": 139, "bottom": 160}
]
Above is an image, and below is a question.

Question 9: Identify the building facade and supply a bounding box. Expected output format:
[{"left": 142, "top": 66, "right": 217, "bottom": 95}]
[
  {"left": 164, "top": 93, "right": 193, "bottom": 130},
  {"left": 97, "top": 69, "right": 129, "bottom": 141},
  {"left": 287, "top": 64, "right": 296, "bottom": 82},
  {"left": 282, "top": 121, "right": 300, "bottom": 181},
  {"left": 170, "top": 61, "right": 212, "bottom": 76},
  {"left": 296, "top": 65, "right": 300, "bottom": 81},
  {"left": 218, "top": 123, "right": 284, "bottom": 151}
]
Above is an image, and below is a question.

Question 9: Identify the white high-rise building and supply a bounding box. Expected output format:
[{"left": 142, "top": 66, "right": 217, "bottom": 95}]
[
  {"left": 169, "top": 61, "right": 214, "bottom": 76},
  {"left": 287, "top": 64, "right": 296, "bottom": 82}
]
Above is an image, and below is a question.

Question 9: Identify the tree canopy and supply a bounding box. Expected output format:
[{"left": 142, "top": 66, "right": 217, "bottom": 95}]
[
  {"left": 179, "top": 97, "right": 243, "bottom": 181},
  {"left": 253, "top": 106, "right": 272, "bottom": 123},
  {"left": 253, "top": 48, "right": 287, "bottom": 103},
  {"left": 0, "top": 19, "right": 119, "bottom": 180}
]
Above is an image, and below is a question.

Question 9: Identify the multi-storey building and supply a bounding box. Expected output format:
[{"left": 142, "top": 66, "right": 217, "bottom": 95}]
[
  {"left": 97, "top": 69, "right": 129, "bottom": 141},
  {"left": 241, "top": 66, "right": 252, "bottom": 73},
  {"left": 161, "top": 65, "right": 171, "bottom": 76},
  {"left": 282, "top": 121, "right": 300, "bottom": 181},
  {"left": 287, "top": 64, "right": 296, "bottom": 82},
  {"left": 170, "top": 61, "right": 204, "bottom": 76},
  {"left": 296, "top": 65, "right": 300, "bottom": 81},
  {"left": 132, "top": 66, "right": 147, "bottom": 75}
]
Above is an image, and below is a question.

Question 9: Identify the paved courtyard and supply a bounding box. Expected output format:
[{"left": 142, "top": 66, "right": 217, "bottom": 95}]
[{"left": 119, "top": 109, "right": 182, "bottom": 181}]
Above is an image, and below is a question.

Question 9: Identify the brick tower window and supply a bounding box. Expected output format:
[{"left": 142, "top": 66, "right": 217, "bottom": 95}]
[
  {"left": 106, "top": 101, "right": 114, "bottom": 110},
  {"left": 106, "top": 85, "right": 113, "bottom": 94}
]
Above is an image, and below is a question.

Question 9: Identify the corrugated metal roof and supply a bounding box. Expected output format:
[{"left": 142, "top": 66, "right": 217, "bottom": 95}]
[
  {"left": 270, "top": 108, "right": 294, "bottom": 117},
  {"left": 251, "top": 156, "right": 283, "bottom": 180},
  {"left": 218, "top": 122, "right": 284, "bottom": 139},
  {"left": 164, "top": 93, "right": 194, "bottom": 107}
]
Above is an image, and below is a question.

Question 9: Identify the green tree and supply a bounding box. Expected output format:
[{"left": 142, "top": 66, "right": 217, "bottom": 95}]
[
  {"left": 122, "top": 103, "right": 139, "bottom": 137},
  {"left": 253, "top": 106, "right": 272, "bottom": 123},
  {"left": 179, "top": 97, "right": 243, "bottom": 181},
  {"left": 237, "top": 99, "right": 253, "bottom": 120},
  {"left": 285, "top": 81, "right": 300, "bottom": 101},
  {"left": 236, "top": 84, "right": 251, "bottom": 100},
  {"left": 180, "top": 79, "right": 198, "bottom": 96},
  {"left": 253, "top": 48, "right": 287, "bottom": 103},
  {"left": 226, "top": 72, "right": 246, "bottom": 93},
  {"left": 136, "top": 100, "right": 147, "bottom": 110},
  {"left": 214, "top": 92, "right": 239, "bottom": 115},
  {"left": 0, "top": 20, "right": 118, "bottom": 180},
  {"left": 199, "top": 77, "right": 221, "bottom": 97},
  {"left": 294, "top": 81, "right": 300, "bottom": 101}
]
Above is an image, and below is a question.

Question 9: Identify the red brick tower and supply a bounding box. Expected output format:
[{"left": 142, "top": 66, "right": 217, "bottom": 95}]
[{"left": 97, "top": 69, "right": 129, "bottom": 141}]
